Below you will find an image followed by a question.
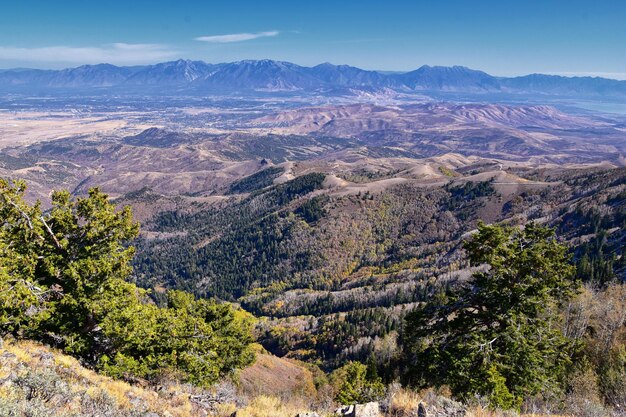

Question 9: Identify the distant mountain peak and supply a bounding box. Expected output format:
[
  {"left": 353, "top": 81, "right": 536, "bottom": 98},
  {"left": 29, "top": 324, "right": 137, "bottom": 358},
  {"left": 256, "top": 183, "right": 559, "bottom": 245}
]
[{"left": 1, "top": 59, "right": 625, "bottom": 98}]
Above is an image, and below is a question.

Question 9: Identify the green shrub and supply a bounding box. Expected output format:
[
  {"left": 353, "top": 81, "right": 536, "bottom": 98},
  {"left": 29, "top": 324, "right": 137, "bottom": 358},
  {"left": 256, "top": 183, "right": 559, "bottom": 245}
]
[
  {"left": 598, "top": 346, "right": 626, "bottom": 407},
  {"left": 331, "top": 361, "right": 385, "bottom": 405},
  {"left": 484, "top": 366, "right": 521, "bottom": 411},
  {"left": 98, "top": 288, "right": 254, "bottom": 386}
]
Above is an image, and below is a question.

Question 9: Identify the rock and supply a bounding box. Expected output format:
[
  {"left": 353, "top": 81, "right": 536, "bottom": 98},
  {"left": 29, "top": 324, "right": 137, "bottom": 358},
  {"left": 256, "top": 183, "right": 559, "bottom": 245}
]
[
  {"left": 335, "top": 405, "right": 355, "bottom": 416},
  {"left": 418, "top": 402, "right": 427, "bottom": 417},
  {"left": 335, "top": 402, "right": 380, "bottom": 417},
  {"left": 38, "top": 352, "right": 55, "bottom": 366},
  {"left": 189, "top": 382, "right": 241, "bottom": 411},
  {"left": 422, "top": 396, "right": 466, "bottom": 417},
  {"left": 190, "top": 393, "right": 229, "bottom": 412},
  {"left": 354, "top": 402, "right": 381, "bottom": 417},
  {"left": 0, "top": 351, "right": 16, "bottom": 367},
  {"left": 129, "top": 396, "right": 145, "bottom": 408},
  {"left": 295, "top": 413, "right": 320, "bottom": 417},
  {"left": 0, "top": 351, "right": 16, "bottom": 360}
]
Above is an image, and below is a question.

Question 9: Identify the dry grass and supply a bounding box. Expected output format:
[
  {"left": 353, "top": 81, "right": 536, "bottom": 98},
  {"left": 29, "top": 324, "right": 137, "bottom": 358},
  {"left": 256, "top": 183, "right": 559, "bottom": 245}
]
[
  {"left": 0, "top": 339, "right": 326, "bottom": 417},
  {"left": 0, "top": 338, "right": 196, "bottom": 417},
  {"left": 238, "top": 351, "right": 317, "bottom": 400},
  {"left": 386, "top": 386, "right": 574, "bottom": 417},
  {"left": 387, "top": 386, "right": 423, "bottom": 416},
  {"left": 0, "top": 339, "right": 330, "bottom": 417},
  {"left": 216, "top": 395, "right": 312, "bottom": 417}
]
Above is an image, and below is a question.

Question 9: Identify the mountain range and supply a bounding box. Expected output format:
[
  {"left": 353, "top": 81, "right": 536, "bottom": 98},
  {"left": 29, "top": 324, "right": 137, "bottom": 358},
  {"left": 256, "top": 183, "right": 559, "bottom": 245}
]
[{"left": 2, "top": 59, "right": 626, "bottom": 98}]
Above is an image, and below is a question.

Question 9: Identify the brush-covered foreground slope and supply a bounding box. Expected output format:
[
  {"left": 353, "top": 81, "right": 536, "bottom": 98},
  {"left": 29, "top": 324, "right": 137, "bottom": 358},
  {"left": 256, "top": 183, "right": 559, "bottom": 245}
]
[
  {"left": 0, "top": 339, "right": 543, "bottom": 417},
  {"left": 128, "top": 164, "right": 626, "bottom": 369},
  {"left": 0, "top": 339, "right": 319, "bottom": 417},
  {"left": 0, "top": 338, "right": 205, "bottom": 417}
]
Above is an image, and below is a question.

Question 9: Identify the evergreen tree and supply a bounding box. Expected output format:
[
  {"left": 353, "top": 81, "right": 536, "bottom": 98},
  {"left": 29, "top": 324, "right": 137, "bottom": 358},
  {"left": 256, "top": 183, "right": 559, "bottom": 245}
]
[
  {"left": 331, "top": 361, "right": 385, "bottom": 405},
  {"left": 403, "top": 222, "right": 578, "bottom": 409},
  {"left": 0, "top": 179, "right": 254, "bottom": 386}
]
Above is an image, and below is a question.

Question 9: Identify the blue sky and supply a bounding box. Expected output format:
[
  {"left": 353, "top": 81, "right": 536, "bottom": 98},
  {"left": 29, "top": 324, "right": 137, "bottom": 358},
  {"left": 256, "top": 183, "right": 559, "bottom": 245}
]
[{"left": 1, "top": 0, "right": 625, "bottom": 78}]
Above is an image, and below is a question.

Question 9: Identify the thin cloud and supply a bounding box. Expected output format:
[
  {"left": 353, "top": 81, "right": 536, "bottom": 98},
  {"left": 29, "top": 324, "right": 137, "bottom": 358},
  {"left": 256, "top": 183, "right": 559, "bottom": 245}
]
[
  {"left": 0, "top": 43, "right": 179, "bottom": 65},
  {"left": 195, "top": 31, "right": 279, "bottom": 43}
]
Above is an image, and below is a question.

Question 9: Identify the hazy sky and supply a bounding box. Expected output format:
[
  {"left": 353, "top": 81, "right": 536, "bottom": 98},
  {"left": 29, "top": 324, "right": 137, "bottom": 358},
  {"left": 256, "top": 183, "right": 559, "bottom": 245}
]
[{"left": 1, "top": 0, "right": 625, "bottom": 78}]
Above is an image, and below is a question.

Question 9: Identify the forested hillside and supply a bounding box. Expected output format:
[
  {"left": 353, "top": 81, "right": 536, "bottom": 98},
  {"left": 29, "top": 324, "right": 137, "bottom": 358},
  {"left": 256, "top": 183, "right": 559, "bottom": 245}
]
[{"left": 130, "top": 166, "right": 626, "bottom": 371}]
